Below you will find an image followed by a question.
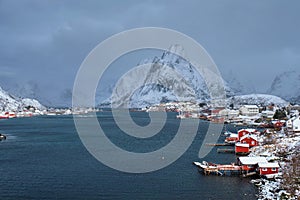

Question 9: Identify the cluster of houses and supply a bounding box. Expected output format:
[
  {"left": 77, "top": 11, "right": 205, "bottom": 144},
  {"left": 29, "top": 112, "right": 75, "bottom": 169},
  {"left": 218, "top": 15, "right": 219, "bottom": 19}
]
[
  {"left": 145, "top": 101, "right": 300, "bottom": 133},
  {"left": 225, "top": 129, "right": 260, "bottom": 155},
  {"left": 0, "top": 107, "right": 100, "bottom": 119},
  {"left": 195, "top": 128, "right": 280, "bottom": 178},
  {"left": 226, "top": 129, "right": 279, "bottom": 178},
  {"left": 237, "top": 156, "right": 279, "bottom": 178}
]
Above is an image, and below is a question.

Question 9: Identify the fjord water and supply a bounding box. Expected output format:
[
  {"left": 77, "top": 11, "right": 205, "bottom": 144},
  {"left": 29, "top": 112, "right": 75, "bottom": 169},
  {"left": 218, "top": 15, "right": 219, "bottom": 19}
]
[{"left": 0, "top": 112, "right": 256, "bottom": 199}]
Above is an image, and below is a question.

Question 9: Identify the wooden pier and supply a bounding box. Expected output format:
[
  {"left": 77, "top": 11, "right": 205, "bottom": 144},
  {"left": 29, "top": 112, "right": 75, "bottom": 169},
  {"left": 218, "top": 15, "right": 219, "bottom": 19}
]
[
  {"left": 205, "top": 143, "right": 233, "bottom": 146},
  {"left": 194, "top": 162, "right": 242, "bottom": 176},
  {"left": 217, "top": 148, "right": 235, "bottom": 153}
]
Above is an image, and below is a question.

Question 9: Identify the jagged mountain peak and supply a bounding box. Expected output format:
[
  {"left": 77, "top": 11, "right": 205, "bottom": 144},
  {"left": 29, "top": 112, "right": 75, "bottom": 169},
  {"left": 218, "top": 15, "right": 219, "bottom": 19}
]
[{"left": 106, "top": 46, "right": 233, "bottom": 108}]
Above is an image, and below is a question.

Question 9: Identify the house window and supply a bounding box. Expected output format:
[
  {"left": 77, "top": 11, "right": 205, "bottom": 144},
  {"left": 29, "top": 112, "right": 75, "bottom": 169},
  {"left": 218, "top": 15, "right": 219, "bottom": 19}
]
[
  {"left": 271, "top": 168, "right": 277, "bottom": 171},
  {"left": 262, "top": 168, "right": 267, "bottom": 171}
]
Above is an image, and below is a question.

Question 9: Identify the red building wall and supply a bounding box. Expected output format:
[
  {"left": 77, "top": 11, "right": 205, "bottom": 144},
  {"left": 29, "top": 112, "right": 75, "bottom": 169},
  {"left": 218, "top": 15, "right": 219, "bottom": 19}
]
[
  {"left": 240, "top": 137, "right": 258, "bottom": 147},
  {"left": 259, "top": 167, "right": 278, "bottom": 175},
  {"left": 238, "top": 130, "right": 250, "bottom": 140},
  {"left": 235, "top": 146, "right": 249, "bottom": 153}
]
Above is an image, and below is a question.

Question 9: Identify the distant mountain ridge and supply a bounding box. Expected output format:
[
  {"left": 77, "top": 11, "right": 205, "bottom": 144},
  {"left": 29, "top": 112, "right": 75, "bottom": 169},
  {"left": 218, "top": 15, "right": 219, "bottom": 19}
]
[
  {"left": 0, "top": 86, "right": 45, "bottom": 111},
  {"left": 228, "top": 94, "right": 288, "bottom": 107},
  {"left": 267, "top": 70, "right": 300, "bottom": 104}
]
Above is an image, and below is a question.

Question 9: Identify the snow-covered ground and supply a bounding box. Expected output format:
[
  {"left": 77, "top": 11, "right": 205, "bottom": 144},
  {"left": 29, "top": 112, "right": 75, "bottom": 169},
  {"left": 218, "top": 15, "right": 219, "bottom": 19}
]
[
  {"left": 228, "top": 94, "right": 289, "bottom": 107},
  {"left": 250, "top": 130, "right": 300, "bottom": 199}
]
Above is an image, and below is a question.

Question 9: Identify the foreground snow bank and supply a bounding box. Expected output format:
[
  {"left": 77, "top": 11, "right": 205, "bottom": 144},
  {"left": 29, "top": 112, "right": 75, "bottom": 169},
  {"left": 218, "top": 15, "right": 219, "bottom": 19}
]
[{"left": 250, "top": 130, "right": 300, "bottom": 199}]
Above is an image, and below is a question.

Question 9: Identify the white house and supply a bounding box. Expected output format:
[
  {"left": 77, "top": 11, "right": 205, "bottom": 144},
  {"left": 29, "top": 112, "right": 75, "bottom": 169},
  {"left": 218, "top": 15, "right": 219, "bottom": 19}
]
[
  {"left": 292, "top": 117, "right": 300, "bottom": 132},
  {"left": 261, "top": 110, "right": 275, "bottom": 119},
  {"left": 239, "top": 105, "right": 259, "bottom": 116},
  {"left": 287, "top": 116, "right": 300, "bottom": 132},
  {"left": 219, "top": 109, "right": 240, "bottom": 118}
]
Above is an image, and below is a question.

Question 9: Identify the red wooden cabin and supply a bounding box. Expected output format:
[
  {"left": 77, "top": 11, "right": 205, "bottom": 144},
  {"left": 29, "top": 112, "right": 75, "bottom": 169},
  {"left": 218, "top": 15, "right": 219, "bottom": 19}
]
[
  {"left": 238, "top": 129, "right": 259, "bottom": 140},
  {"left": 235, "top": 143, "right": 250, "bottom": 155},
  {"left": 257, "top": 162, "right": 279, "bottom": 176},
  {"left": 237, "top": 157, "right": 267, "bottom": 171},
  {"left": 240, "top": 135, "right": 259, "bottom": 147}
]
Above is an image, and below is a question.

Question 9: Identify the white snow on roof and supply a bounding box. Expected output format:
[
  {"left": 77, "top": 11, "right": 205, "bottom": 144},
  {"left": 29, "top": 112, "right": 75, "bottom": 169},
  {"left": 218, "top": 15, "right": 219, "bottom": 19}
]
[
  {"left": 243, "top": 105, "right": 259, "bottom": 108},
  {"left": 240, "top": 134, "right": 258, "bottom": 141},
  {"left": 246, "top": 128, "right": 258, "bottom": 132},
  {"left": 239, "top": 128, "right": 257, "bottom": 133},
  {"left": 238, "top": 156, "right": 268, "bottom": 165},
  {"left": 258, "top": 162, "right": 279, "bottom": 168},
  {"left": 236, "top": 143, "right": 249, "bottom": 147},
  {"left": 229, "top": 133, "right": 238, "bottom": 138}
]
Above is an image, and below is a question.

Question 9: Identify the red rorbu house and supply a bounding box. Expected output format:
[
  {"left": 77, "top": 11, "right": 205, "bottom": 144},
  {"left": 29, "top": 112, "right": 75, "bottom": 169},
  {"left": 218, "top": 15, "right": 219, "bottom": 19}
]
[
  {"left": 257, "top": 162, "right": 279, "bottom": 178},
  {"left": 237, "top": 156, "right": 268, "bottom": 172},
  {"left": 238, "top": 129, "right": 259, "bottom": 140},
  {"left": 235, "top": 143, "right": 250, "bottom": 155},
  {"left": 240, "top": 134, "right": 259, "bottom": 147},
  {"left": 238, "top": 129, "right": 250, "bottom": 140}
]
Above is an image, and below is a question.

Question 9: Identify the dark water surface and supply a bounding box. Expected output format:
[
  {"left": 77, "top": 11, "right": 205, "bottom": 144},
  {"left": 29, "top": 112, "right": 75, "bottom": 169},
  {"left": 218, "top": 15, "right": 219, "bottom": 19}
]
[{"left": 0, "top": 112, "right": 257, "bottom": 199}]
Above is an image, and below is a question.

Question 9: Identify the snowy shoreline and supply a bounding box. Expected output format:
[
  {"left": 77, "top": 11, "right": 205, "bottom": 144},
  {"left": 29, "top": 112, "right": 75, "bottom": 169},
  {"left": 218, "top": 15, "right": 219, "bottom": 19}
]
[{"left": 250, "top": 129, "right": 300, "bottom": 199}]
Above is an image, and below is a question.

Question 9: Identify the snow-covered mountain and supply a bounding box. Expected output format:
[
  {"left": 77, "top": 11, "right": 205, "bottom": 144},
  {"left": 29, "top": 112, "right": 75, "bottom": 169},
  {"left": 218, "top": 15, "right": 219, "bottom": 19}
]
[
  {"left": 0, "top": 86, "right": 45, "bottom": 111},
  {"left": 228, "top": 94, "right": 289, "bottom": 107},
  {"left": 267, "top": 70, "right": 300, "bottom": 104},
  {"left": 103, "top": 45, "right": 233, "bottom": 108}
]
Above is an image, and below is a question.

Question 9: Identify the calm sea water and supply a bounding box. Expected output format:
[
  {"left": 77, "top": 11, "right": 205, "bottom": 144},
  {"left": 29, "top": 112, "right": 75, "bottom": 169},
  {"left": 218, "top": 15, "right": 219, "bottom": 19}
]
[{"left": 0, "top": 112, "right": 257, "bottom": 200}]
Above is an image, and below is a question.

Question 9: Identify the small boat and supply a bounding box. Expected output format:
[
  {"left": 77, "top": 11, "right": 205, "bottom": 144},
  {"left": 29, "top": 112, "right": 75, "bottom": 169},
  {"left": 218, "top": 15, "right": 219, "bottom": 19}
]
[{"left": 0, "top": 134, "right": 7, "bottom": 141}]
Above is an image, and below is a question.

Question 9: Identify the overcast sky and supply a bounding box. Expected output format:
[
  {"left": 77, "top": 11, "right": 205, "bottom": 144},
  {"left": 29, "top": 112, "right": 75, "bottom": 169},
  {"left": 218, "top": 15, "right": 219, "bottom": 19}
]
[{"left": 0, "top": 0, "right": 300, "bottom": 106}]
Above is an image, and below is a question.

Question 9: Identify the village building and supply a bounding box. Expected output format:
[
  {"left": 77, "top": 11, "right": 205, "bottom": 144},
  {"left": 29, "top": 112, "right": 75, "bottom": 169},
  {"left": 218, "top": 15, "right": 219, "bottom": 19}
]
[
  {"left": 237, "top": 129, "right": 259, "bottom": 140},
  {"left": 289, "top": 109, "right": 299, "bottom": 117},
  {"left": 218, "top": 109, "right": 240, "bottom": 119},
  {"left": 240, "top": 134, "right": 259, "bottom": 147},
  {"left": 287, "top": 116, "right": 300, "bottom": 132},
  {"left": 257, "top": 162, "right": 279, "bottom": 176},
  {"left": 261, "top": 110, "right": 275, "bottom": 119},
  {"left": 237, "top": 156, "right": 268, "bottom": 171},
  {"left": 239, "top": 105, "right": 259, "bottom": 116},
  {"left": 235, "top": 143, "right": 250, "bottom": 155}
]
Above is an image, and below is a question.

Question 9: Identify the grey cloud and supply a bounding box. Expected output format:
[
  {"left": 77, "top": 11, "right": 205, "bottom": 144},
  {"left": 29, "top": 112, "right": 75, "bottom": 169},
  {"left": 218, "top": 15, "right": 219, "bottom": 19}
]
[{"left": 0, "top": 0, "right": 300, "bottom": 106}]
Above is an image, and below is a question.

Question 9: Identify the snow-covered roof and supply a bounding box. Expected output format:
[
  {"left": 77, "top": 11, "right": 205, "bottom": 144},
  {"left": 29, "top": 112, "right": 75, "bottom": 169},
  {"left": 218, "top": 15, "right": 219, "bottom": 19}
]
[
  {"left": 258, "top": 162, "right": 279, "bottom": 168},
  {"left": 238, "top": 156, "right": 268, "bottom": 165},
  {"left": 236, "top": 143, "right": 250, "bottom": 147},
  {"left": 246, "top": 128, "right": 258, "bottom": 132},
  {"left": 230, "top": 133, "right": 238, "bottom": 138},
  {"left": 240, "top": 134, "right": 258, "bottom": 141},
  {"left": 239, "top": 128, "right": 257, "bottom": 133},
  {"left": 242, "top": 105, "right": 259, "bottom": 109}
]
